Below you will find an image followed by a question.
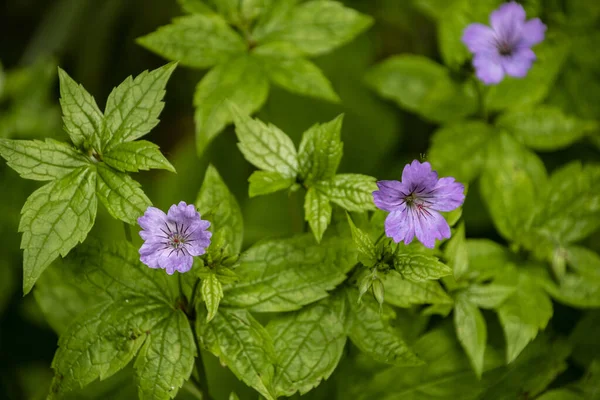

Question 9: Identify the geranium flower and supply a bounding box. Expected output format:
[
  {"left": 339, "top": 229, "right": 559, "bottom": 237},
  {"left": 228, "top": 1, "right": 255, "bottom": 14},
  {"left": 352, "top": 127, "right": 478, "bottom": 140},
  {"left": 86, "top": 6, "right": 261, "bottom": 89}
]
[
  {"left": 462, "top": 1, "right": 547, "bottom": 84},
  {"left": 138, "top": 201, "right": 211, "bottom": 274},
  {"left": 373, "top": 160, "right": 465, "bottom": 248}
]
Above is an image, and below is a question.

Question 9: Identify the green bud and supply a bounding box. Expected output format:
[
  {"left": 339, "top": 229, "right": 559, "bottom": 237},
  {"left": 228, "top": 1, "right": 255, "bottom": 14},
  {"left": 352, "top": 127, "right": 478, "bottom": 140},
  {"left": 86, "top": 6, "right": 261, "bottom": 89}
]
[{"left": 372, "top": 278, "right": 385, "bottom": 307}]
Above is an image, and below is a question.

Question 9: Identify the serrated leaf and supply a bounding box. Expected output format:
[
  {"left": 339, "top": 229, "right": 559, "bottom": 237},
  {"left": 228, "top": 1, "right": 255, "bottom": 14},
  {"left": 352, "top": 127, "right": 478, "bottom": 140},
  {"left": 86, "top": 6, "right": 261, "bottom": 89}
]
[
  {"left": 137, "top": 15, "right": 245, "bottom": 69},
  {"left": 496, "top": 106, "right": 595, "bottom": 151},
  {"left": 49, "top": 299, "right": 168, "bottom": 396},
  {"left": 195, "top": 56, "right": 269, "bottom": 156},
  {"left": 222, "top": 235, "right": 355, "bottom": 312},
  {"left": 543, "top": 274, "right": 600, "bottom": 308},
  {"left": 252, "top": 42, "right": 340, "bottom": 103},
  {"left": 195, "top": 165, "right": 244, "bottom": 254},
  {"left": 464, "top": 239, "right": 511, "bottom": 282},
  {"left": 428, "top": 121, "right": 496, "bottom": 183},
  {"left": 230, "top": 102, "right": 298, "bottom": 178},
  {"left": 446, "top": 222, "right": 468, "bottom": 280},
  {"left": 0, "top": 138, "right": 89, "bottom": 181},
  {"left": 252, "top": 0, "right": 297, "bottom": 40},
  {"left": 55, "top": 239, "right": 177, "bottom": 305},
  {"left": 297, "top": 114, "right": 344, "bottom": 182},
  {"left": 346, "top": 213, "right": 377, "bottom": 267},
  {"left": 345, "top": 288, "right": 423, "bottom": 366},
  {"left": 316, "top": 173, "right": 376, "bottom": 212},
  {"left": 20, "top": 167, "right": 97, "bottom": 294},
  {"left": 454, "top": 294, "right": 487, "bottom": 378},
  {"left": 268, "top": 298, "right": 346, "bottom": 397},
  {"left": 57, "top": 68, "right": 104, "bottom": 150},
  {"left": 134, "top": 310, "right": 196, "bottom": 400},
  {"left": 304, "top": 187, "right": 332, "bottom": 243},
  {"left": 248, "top": 170, "right": 295, "bottom": 197},
  {"left": 393, "top": 252, "right": 452, "bottom": 282},
  {"left": 365, "top": 55, "right": 477, "bottom": 123},
  {"left": 480, "top": 132, "right": 547, "bottom": 242},
  {"left": 531, "top": 162, "right": 600, "bottom": 244},
  {"left": 196, "top": 308, "right": 276, "bottom": 400},
  {"left": 103, "top": 140, "right": 175, "bottom": 173},
  {"left": 383, "top": 271, "right": 453, "bottom": 307},
  {"left": 201, "top": 273, "right": 223, "bottom": 322},
  {"left": 461, "top": 284, "right": 515, "bottom": 309},
  {"left": 104, "top": 62, "right": 176, "bottom": 149},
  {"left": 260, "top": 0, "right": 372, "bottom": 56},
  {"left": 95, "top": 164, "right": 151, "bottom": 225},
  {"left": 498, "top": 274, "right": 553, "bottom": 363}
]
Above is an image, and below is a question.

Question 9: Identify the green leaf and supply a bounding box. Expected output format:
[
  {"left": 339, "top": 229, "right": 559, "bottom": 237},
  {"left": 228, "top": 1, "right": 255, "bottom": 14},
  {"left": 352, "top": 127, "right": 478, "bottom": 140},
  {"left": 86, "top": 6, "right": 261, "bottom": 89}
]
[
  {"left": 485, "top": 37, "right": 569, "bottom": 111},
  {"left": 259, "top": 0, "right": 373, "bottom": 56},
  {"left": 20, "top": 167, "right": 97, "bottom": 294},
  {"left": 345, "top": 288, "right": 423, "bottom": 366},
  {"left": 531, "top": 162, "right": 600, "bottom": 244},
  {"left": 103, "top": 140, "right": 175, "bottom": 173},
  {"left": 304, "top": 187, "right": 332, "bottom": 243},
  {"left": 49, "top": 299, "right": 168, "bottom": 396},
  {"left": 346, "top": 213, "right": 377, "bottom": 267},
  {"left": 195, "top": 56, "right": 269, "bottom": 156},
  {"left": 201, "top": 273, "right": 223, "bottom": 322},
  {"left": 454, "top": 294, "right": 487, "bottom": 378},
  {"left": 498, "top": 274, "right": 553, "bottom": 363},
  {"left": 566, "top": 246, "right": 600, "bottom": 280},
  {"left": 268, "top": 297, "right": 346, "bottom": 397},
  {"left": 252, "top": 0, "right": 297, "bottom": 40},
  {"left": 461, "top": 284, "right": 515, "bottom": 309},
  {"left": 230, "top": 102, "right": 297, "bottom": 178},
  {"left": 137, "top": 15, "right": 245, "bottom": 69},
  {"left": 104, "top": 63, "right": 177, "bottom": 149},
  {"left": 365, "top": 55, "right": 477, "bottom": 123},
  {"left": 383, "top": 271, "right": 453, "bottom": 308},
  {"left": 496, "top": 106, "right": 595, "bottom": 151},
  {"left": 56, "top": 239, "right": 177, "bottom": 305},
  {"left": 0, "top": 138, "right": 89, "bottom": 181},
  {"left": 393, "top": 252, "right": 452, "bottom": 282},
  {"left": 464, "top": 239, "right": 511, "bottom": 282},
  {"left": 195, "top": 165, "right": 244, "bottom": 254},
  {"left": 446, "top": 222, "right": 469, "bottom": 280},
  {"left": 196, "top": 308, "right": 276, "bottom": 400},
  {"left": 134, "top": 310, "right": 196, "bottom": 400},
  {"left": 428, "top": 121, "right": 496, "bottom": 183},
  {"left": 178, "top": 0, "right": 216, "bottom": 15},
  {"left": 297, "top": 114, "right": 344, "bottom": 182},
  {"left": 543, "top": 274, "right": 600, "bottom": 308},
  {"left": 316, "top": 173, "right": 376, "bottom": 212},
  {"left": 480, "top": 133, "right": 547, "bottom": 242},
  {"left": 57, "top": 67, "right": 104, "bottom": 150},
  {"left": 252, "top": 42, "right": 340, "bottom": 103},
  {"left": 222, "top": 235, "right": 355, "bottom": 312},
  {"left": 248, "top": 170, "right": 295, "bottom": 197},
  {"left": 95, "top": 164, "right": 151, "bottom": 225}
]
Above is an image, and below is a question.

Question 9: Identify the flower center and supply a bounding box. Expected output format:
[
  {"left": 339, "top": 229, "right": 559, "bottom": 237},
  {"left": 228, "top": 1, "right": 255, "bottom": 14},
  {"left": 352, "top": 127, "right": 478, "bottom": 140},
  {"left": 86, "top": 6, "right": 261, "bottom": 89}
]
[
  {"left": 497, "top": 41, "right": 513, "bottom": 56},
  {"left": 405, "top": 192, "right": 419, "bottom": 207},
  {"left": 169, "top": 233, "right": 186, "bottom": 249}
]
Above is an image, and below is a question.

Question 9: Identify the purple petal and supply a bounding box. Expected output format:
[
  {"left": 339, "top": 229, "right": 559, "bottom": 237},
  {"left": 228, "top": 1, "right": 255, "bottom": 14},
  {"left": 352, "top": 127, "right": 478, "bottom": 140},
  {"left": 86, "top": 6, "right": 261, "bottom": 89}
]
[
  {"left": 473, "top": 53, "right": 505, "bottom": 84},
  {"left": 373, "top": 180, "right": 410, "bottom": 212},
  {"left": 401, "top": 161, "right": 438, "bottom": 192},
  {"left": 490, "top": 1, "right": 526, "bottom": 43},
  {"left": 412, "top": 209, "right": 451, "bottom": 249},
  {"left": 167, "top": 201, "right": 199, "bottom": 225},
  {"left": 139, "top": 241, "right": 168, "bottom": 269},
  {"left": 462, "top": 23, "right": 496, "bottom": 54},
  {"left": 384, "top": 206, "right": 415, "bottom": 245},
  {"left": 501, "top": 47, "right": 536, "bottom": 78},
  {"left": 186, "top": 228, "right": 212, "bottom": 256},
  {"left": 518, "top": 18, "right": 546, "bottom": 48},
  {"left": 138, "top": 207, "right": 167, "bottom": 233},
  {"left": 429, "top": 177, "right": 465, "bottom": 212},
  {"left": 159, "top": 252, "right": 193, "bottom": 275}
]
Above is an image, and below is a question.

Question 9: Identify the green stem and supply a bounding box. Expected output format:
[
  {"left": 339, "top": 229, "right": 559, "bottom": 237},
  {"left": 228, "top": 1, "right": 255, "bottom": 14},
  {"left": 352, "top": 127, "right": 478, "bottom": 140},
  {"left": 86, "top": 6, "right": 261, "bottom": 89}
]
[
  {"left": 123, "top": 222, "right": 132, "bottom": 243},
  {"left": 374, "top": 231, "right": 386, "bottom": 246},
  {"left": 190, "top": 321, "right": 212, "bottom": 400},
  {"left": 188, "top": 278, "right": 201, "bottom": 315},
  {"left": 473, "top": 77, "right": 489, "bottom": 122}
]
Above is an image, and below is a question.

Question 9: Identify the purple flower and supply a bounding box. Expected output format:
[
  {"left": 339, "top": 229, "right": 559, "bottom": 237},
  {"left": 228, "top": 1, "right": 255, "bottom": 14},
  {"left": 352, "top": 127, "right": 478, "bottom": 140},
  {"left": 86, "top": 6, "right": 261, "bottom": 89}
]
[
  {"left": 138, "top": 201, "right": 212, "bottom": 275},
  {"left": 462, "top": 1, "right": 546, "bottom": 85},
  {"left": 373, "top": 161, "right": 465, "bottom": 249}
]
